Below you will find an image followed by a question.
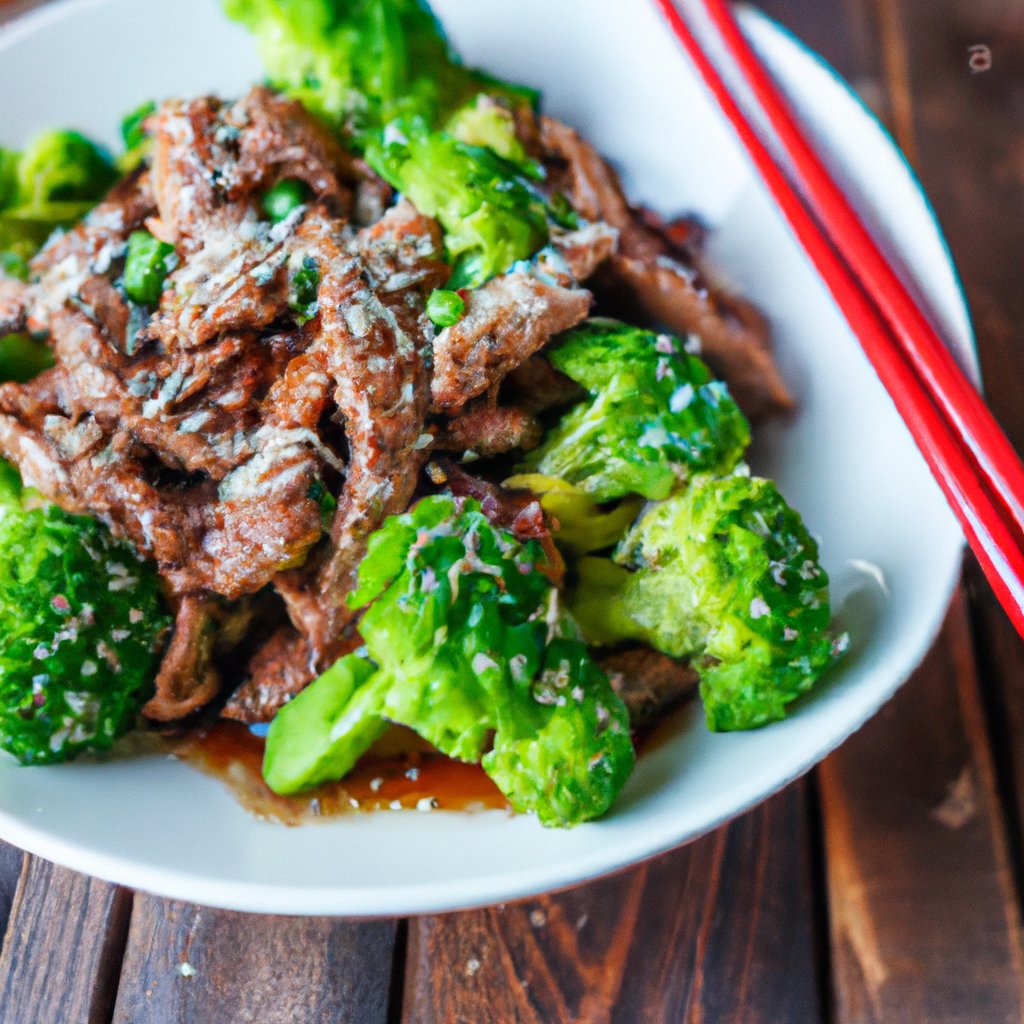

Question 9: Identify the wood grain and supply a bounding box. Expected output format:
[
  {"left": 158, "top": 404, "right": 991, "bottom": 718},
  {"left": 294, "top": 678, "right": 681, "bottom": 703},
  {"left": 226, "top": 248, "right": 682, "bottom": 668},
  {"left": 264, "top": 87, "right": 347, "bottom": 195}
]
[
  {"left": 891, "top": 0, "right": 1024, "bottom": 916},
  {"left": 818, "top": 590, "right": 1024, "bottom": 1023},
  {"left": 110, "top": 896, "right": 397, "bottom": 1024},
  {"left": 401, "top": 780, "right": 823, "bottom": 1024},
  {"left": 0, "top": 841, "right": 24, "bottom": 956},
  {"left": 0, "top": 856, "right": 132, "bottom": 1024}
]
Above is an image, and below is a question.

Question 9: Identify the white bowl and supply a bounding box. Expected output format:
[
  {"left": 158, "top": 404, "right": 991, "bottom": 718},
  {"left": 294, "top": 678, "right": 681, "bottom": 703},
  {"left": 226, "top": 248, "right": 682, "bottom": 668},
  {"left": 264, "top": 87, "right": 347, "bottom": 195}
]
[{"left": 0, "top": 0, "right": 970, "bottom": 915}]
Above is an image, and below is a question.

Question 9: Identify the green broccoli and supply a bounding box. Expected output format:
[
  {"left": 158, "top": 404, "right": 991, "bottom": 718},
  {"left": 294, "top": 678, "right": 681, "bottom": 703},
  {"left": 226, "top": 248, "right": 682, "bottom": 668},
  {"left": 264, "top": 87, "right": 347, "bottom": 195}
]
[
  {"left": 569, "top": 471, "right": 843, "bottom": 731},
  {"left": 365, "top": 116, "right": 551, "bottom": 288},
  {"left": 525, "top": 320, "right": 751, "bottom": 502},
  {"left": 0, "top": 463, "right": 172, "bottom": 765},
  {"left": 263, "top": 494, "right": 635, "bottom": 826},
  {"left": 117, "top": 100, "right": 156, "bottom": 173},
  {"left": 222, "top": 0, "right": 536, "bottom": 133},
  {"left": 13, "top": 129, "right": 117, "bottom": 209},
  {"left": 503, "top": 474, "right": 643, "bottom": 557},
  {"left": 0, "top": 335, "right": 55, "bottom": 383},
  {"left": 0, "top": 149, "right": 17, "bottom": 211},
  {"left": 1, "top": 129, "right": 118, "bottom": 276}
]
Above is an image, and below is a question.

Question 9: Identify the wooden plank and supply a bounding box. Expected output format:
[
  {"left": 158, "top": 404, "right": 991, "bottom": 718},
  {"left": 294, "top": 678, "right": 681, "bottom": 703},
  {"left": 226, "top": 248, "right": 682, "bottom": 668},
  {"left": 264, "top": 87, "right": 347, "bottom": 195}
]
[
  {"left": 110, "top": 896, "right": 397, "bottom": 1024},
  {"left": 818, "top": 590, "right": 1024, "bottom": 1023},
  {"left": 0, "top": 841, "right": 24, "bottom": 956},
  {"left": 892, "top": 0, "right": 1024, "bottom": 915},
  {"left": 0, "top": 856, "right": 132, "bottom": 1024},
  {"left": 401, "top": 780, "right": 823, "bottom": 1024}
]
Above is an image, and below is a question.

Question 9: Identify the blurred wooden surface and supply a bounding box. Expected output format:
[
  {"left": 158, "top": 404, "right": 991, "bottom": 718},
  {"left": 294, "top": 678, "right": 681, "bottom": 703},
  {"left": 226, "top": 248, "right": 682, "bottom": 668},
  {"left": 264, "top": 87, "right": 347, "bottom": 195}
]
[{"left": 4, "top": 0, "right": 1024, "bottom": 1020}]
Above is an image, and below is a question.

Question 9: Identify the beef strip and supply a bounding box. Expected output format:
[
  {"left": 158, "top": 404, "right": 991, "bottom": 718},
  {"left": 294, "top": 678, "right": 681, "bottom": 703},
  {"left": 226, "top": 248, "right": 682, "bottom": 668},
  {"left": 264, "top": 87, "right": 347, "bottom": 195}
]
[
  {"left": 224, "top": 202, "right": 446, "bottom": 721},
  {"left": 599, "top": 646, "right": 699, "bottom": 732},
  {"left": 540, "top": 116, "right": 794, "bottom": 420},
  {"left": 22, "top": 169, "right": 157, "bottom": 338},
  {"left": 433, "top": 400, "right": 542, "bottom": 458},
  {"left": 499, "top": 355, "right": 584, "bottom": 415},
  {"left": 268, "top": 205, "right": 442, "bottom": 653},
  {"left": 0, "top": 278, "right": 28, "bottom": 337},
  {"left": 143, "top": 594, "right": 222, "bottom": 722},
  {"left": 429, "top": 221, "right": 618, "bottom": 414},
  {"left": 430, "top": 272, "right": 592, "bottom": 413}
]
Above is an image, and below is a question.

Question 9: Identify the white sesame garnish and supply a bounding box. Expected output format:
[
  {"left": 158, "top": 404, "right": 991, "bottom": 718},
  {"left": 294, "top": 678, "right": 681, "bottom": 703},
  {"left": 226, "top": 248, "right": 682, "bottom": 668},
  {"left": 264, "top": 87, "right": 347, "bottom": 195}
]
[
  {"left": 783, "top": 627, "right": 799, "bottom": 641},
  {"left": 369, "top": 777, "right": 384, "bottom": 793},
  {"left": 405, "top": 767, "right": 419, "bottom": 781},
  {"left": 389, "top": 800, "right": 403, "bottom": 810},
  {"left": 749, "top": 597, "right": 770, "bottom": 619},
  {"left": 177, "top": 962, "right": 196, "bottom": 978},
  {"left": 80, "top": 660, "right": 98, "bottom": 677},
  {"left": 416, "top": 797, "right": 438, "bottom": 812},
  {"left": 529, "top": 909, "right": 546, "bottom": 928},
  {"left": 465, "top": 958, "right": 481, "bottom": 977},
  {"left": 128, "top": 608, "right": 143, "bottom": 624}
]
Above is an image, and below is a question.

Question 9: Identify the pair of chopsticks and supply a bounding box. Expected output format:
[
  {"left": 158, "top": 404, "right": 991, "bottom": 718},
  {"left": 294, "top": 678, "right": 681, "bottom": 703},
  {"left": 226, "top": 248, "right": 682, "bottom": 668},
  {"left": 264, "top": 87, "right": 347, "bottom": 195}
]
[{"left": 653, "top": 0, "right": 1024, "bottom": 638}]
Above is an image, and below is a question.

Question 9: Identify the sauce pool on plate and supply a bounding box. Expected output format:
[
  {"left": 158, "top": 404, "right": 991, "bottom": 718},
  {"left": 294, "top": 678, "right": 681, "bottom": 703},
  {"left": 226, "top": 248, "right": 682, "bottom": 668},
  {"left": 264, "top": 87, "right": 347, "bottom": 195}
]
[{"left": 170, "top": 721, "right": 512, "bottom": 825}]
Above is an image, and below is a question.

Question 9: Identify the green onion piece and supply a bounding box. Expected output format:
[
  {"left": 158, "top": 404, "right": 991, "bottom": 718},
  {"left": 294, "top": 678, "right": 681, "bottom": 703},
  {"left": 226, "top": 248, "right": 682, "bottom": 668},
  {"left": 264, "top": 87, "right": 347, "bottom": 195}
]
[
  {"left": 547, "top": 192, "right": 579, "bottom": 230},
  {"left": 427, "top": 289, "right": 466, "bottom": 328},
  {"left": 262, "top": 179, "right": 311, "bottom": 224},
  {"left": 123, "top": 230, "right": 177, "bottom": 307},
  {"left": 289, "top": 255, "right": 320, "bottom": 323}
]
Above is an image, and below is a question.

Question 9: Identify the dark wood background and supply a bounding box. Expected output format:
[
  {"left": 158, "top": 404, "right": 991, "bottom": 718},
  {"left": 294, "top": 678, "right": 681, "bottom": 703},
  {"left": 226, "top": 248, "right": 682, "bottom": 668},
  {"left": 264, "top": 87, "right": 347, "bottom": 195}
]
[{"left": 3, "top": 0, "right": 1024, "bottom": 1020}]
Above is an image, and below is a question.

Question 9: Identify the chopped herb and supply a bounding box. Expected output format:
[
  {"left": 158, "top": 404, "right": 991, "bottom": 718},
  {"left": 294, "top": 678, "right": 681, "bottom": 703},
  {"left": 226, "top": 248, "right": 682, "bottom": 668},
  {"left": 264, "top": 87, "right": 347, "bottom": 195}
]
[{"left": 289, "top": 255, "right": 320, "bottom": 323}]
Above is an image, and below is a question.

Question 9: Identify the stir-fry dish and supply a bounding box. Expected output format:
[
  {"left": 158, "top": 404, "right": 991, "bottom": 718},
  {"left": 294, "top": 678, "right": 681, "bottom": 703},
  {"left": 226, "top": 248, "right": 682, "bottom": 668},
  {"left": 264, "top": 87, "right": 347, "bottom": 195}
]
[{"left": 0, "top": 0, "right": 847, "bottom": 827}]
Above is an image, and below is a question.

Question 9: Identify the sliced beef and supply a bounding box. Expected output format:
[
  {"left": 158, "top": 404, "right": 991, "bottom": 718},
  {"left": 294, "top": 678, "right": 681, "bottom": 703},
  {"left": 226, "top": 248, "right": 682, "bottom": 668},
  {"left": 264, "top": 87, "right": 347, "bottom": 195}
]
[
  {"left": 540, "top": 116, "right": 793, "bottom": 419},
  {"left": 431, "top": 272, "right": 592, "bottom": 413},
  {"left": 0, "top": 277, "right": 28, "bottom": 337},
  {"left": 500, "top": 355, "right": 584, "bottom": 415},
  {"left": 433, "top": 401, "right": 542, "bottom": 458},
  {"left": 599, "top": 646, "right": 699, "bottom": 732},
  {"left": 143, "top": 594, "right": 222, "bottom": 722}
]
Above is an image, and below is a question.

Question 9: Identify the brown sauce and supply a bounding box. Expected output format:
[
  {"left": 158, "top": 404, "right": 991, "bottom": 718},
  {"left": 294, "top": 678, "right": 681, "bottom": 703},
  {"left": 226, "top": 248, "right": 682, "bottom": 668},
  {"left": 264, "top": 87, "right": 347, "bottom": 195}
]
[
  {"left": 170, "top": 721, "right": 511, "bottom": 826},
  {"left": 171, "top": 695, "right": 696, "bottom": 825}
]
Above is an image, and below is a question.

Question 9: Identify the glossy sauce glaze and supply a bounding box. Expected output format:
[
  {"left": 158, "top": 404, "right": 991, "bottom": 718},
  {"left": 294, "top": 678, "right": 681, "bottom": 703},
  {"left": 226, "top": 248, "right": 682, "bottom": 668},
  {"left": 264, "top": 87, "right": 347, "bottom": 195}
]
[{"left": 170, "top": 721, "right": 512, "bottom": 825}]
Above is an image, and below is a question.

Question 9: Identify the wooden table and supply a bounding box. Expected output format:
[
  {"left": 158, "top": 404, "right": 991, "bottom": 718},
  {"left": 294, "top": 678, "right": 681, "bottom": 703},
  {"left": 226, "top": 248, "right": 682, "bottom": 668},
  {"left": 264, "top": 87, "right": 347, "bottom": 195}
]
[{"left": 3, "top": 0, "right": 1024, "bottom": 1020}]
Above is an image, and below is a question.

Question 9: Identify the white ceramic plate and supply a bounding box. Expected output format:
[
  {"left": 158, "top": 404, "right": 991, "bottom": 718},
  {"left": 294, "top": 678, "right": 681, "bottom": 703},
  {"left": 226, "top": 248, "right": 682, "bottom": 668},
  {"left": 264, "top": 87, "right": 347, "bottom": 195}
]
[{"left": 0, "top": 0, "right": 970, "bottom": 915}]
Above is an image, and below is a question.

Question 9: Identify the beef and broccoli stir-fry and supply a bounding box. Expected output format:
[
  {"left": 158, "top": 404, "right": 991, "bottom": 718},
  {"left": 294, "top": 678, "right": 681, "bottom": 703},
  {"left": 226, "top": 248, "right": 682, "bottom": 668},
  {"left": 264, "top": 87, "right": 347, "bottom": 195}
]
[{"left": 0, "top": 0, "right": 845, "bottom": 827}]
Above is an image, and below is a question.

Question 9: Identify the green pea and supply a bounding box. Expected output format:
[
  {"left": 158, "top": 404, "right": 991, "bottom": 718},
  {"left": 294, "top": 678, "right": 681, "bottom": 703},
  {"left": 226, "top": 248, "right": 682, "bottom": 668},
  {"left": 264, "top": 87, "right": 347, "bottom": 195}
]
[
  {"left": 123, "top": 230, "right": 177, "bottom": 307},
  {"left": 262, "top": 179, "right": 311, "bottom": 224},
  {"left": 427, "top": 289, "right": 466, "bottom": 328}
]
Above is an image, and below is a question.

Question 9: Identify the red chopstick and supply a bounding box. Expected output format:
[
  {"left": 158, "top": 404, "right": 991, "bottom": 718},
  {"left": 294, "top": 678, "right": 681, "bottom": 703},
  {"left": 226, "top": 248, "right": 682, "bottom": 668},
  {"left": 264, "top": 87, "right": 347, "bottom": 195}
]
[{"left": 651, "top": 0, "right": 1024, "bottom": 637}]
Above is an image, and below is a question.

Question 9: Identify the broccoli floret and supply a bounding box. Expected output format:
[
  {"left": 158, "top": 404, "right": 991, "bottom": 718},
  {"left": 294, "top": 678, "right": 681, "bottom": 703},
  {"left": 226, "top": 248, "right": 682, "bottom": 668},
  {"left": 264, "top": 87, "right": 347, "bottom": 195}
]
[
  {"left": 263, "top": 650, "right": 385, "bottom": 793},
  {"left": 223, "top": 0, "right": 536, "bottom": 132},
  {"left": 525, "top": 320, "right": 750, "bottom": 502},
  {"left": 0, "top": 149, "right": 18, "bottom": 211},
  {"left": 445, "top": 96, "right": 540, "bottom": 173},
  {"left": 0, "top": 469, "right": 172, "bottom": 765},
  {"left": 0, "top": 335, "right": 55, "bottom": 383},
  {"left": 365, "top": 116, "right": 550, "bottom": 288},
  {"left": 569, "top": 471, "right": 842, "bottom": 731},
  {"left": 14, "top": 129, "right": 117, "bottom": 208},
  {"left": 118, "top": 100, "right": 156, "bottom": 173},
  {"left": 1, "top": 129, "right": 118, "bottom": 274},
  {"left": 503, "top": 474, "right": 643, "bottom": 557},
  {"left": 263, "top": 494, "right": 635, "bottom": 826}
]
